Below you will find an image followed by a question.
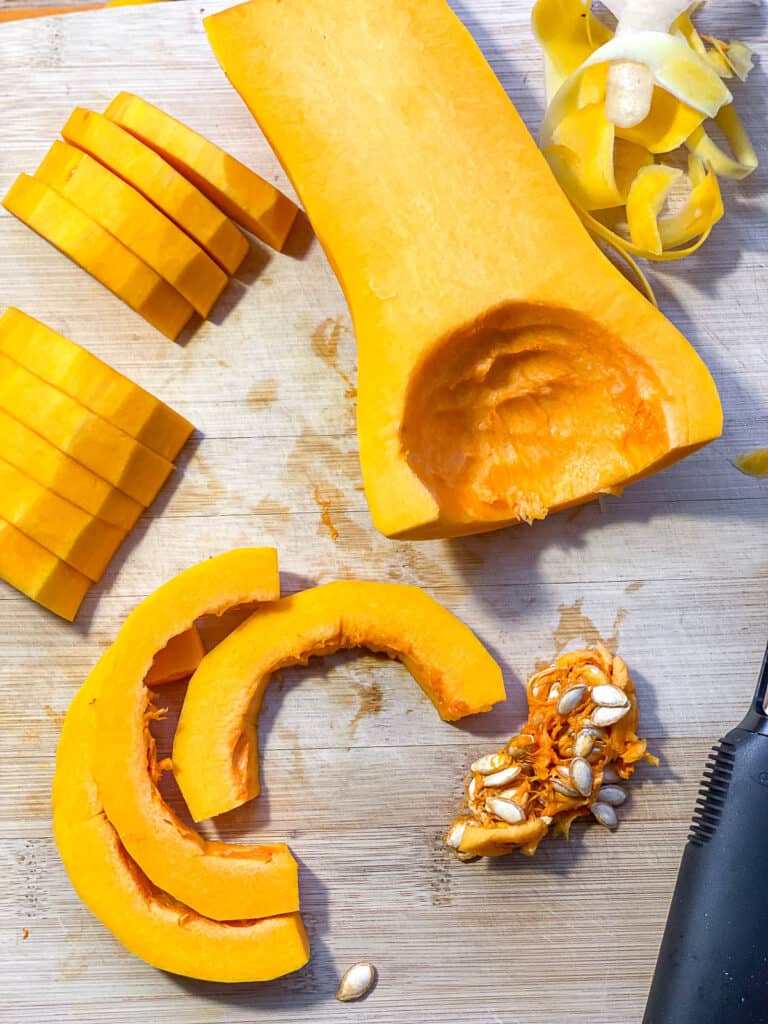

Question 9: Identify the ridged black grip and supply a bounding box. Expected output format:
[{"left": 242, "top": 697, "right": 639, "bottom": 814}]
[{"left": 644, "top": 727, "right": 768, "bottom": 1023}]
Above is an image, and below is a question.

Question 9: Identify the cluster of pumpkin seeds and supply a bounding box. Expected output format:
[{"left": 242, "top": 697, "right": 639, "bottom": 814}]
[{"left": 446, "top": 645, "right": 654, "bottom": 860}]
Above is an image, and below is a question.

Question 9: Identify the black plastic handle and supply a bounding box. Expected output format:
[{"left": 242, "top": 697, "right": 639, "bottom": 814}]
[{"left": 643, "top": 725, "right": 768, "bottom": 1022}]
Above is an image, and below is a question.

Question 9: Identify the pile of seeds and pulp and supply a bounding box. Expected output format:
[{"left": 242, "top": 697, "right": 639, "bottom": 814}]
[{"left": 446, "top": 644, "right": 657, "bottom": 860}]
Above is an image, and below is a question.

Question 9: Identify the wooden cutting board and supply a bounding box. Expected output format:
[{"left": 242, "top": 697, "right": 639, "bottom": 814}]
[{"left": 0, "top": 2, "right": 766, "bottom": 1021}]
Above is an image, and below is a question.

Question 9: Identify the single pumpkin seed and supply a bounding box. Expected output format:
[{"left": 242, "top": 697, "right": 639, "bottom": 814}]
[
  {"left": 592, "top": 704, "right": 630, "bottom": 727},
  {"left": 557, "top": 684, "right": 588, "bottom": 715},
  {"left": 468, "top": 777, "right": 478, "bottom": 800},
  {"left": 486, "top": 796, "right": 526, "bottom": 824},
  {"left": 483, "top": 764, "right": 522, "bottom": 788},
  {"left": 598, "top": 785, "right": 627, "bottom": 806},
  {"left": 592, "top": 684, "right": 630, "bottom": 707},
  {"left": 446, "top": 821, "right": 467, "bottom": 849},
  {"left": 570, "top": 757, "right": 593, "bottom": 797},
  {"left": 498, "top": 784, "right": 527, "bottom": 802},
  {"left": 591, "top": 802, "right": 618, "bottom": 829},
  {"left": 547, "top": 681, "right": 562, "bottom": 701},
  {"left": 455, "top": 850, "right": 480, "bottom": 862},
  {"left": 471, "top": 752, "right": 508, "bottom": 775},
  {"left": 541, "top": 815, "right": 553, "bottom": 825},
  {"left": 579, "top": 663, "right": 609, "bottom": 686},
  {"left": 507, "top": 734, "right": 535, "bottom": 756},
  {"left": 602, "top": 765, "right": 621, "bottom": 784},
  {"left": 552, "top": 778, "right": 581, "bottom": 799},
  {"left": 574, "top": 731, "right": 596, "bottom": 758},
  {"left": 336, "top": 962, "right": 376, "bottom": 1002}
]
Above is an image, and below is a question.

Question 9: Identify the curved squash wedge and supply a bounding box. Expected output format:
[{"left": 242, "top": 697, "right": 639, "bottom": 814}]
[
  {"left": 54, "top": 673, "right": 309, "bottom": 982},
  {"left": 0, "top": 410, "right": 142, "bottom": 532},
  {"left": 206, "top": 0, "right": 722, "bottom": 540},
  {"left": 0, "top": 459, "right": 124, "bottom": 581},
  {"left": 173, "top": 581, "right": 506, "bottom": 822},
  {"left": 105, "top": 92, "right": 299, "bottom": 252},
  {"left": 0, "top": 517, "right": 90, "bottom": 620},
  {"left": 0, "top": 355, "right": 173, "bottom": 506},
  {"left": 0, "top": 308, "right": 193, "bottom": 462},
  {"left": 93, "top": 549, "right": 300, "bottom": 922},
  {"left": 2, "top": 175, "right": 194, "bottom": 341},
  {"left": 35, "top": 143, "right": 228, "bottom": 319},
  {"left": 62, "top": 108, "right": 248, "bottom": 275}
]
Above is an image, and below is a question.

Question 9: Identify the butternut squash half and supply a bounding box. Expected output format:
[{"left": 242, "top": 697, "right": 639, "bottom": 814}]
[
  {"left": 0, "top": 308, "right": 193, "bottom": 462},
  {"left": 62, "top": 109, "right": 249, "bottom": 276},
  {"left": 92, "top": 549, "right": 300, "bottom": 922},
  {"left": 34, "top": 142, "right": 228, "bottom": 319},
  {"left": 2, "top": 175, "right": 194, "bottom": 341},
  {"left": 173, "top": 581, "right": 506, "bottom": 822},
  {"left": 54, "top": 663, "right": 309, "bottom": 981},
  {"left": 0, "top": 410, "right": 142, "bottom": 532},
  {"left": 105, "top": 92, "right": 299, "bottom": 252},
  {"left": 0, "top": 517, "right": 90, "bottom": 621},
  {"left": 0, "top": 355, "right": 173, "bottom": 506},
  {"left": 206, "top": 0, "right": 723, "bottom": 539}
]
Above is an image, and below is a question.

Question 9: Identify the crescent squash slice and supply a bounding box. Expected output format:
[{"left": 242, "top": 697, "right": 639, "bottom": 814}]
[
  {"left": 205, "top": 0, "right": 723, "bottom": 540},
  {"left": 91, "top": 549, "right": 300, "bottom": 922},
  {"left": 172, "top": 581, "right": 506, "bottom": 822},
  {"left": 53, "top": 669, "right": 309, "bottom": 982}
]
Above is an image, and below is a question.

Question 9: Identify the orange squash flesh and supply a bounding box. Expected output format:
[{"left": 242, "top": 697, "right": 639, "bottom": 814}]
[
  {"left": 53, "top": 670, "right": 309, "bottom": 982},
  {"left": 35, "top": 142, "right": 229, "bottom": 319},
  {"left": 93, "top": 549, "right": 300, "bottom": 922},
  {"left": 0, "top": 409, "right": 142, "bottom": 532},
  {"left": 0, "top": 354, "right": 174, "bottom": 507},
  {"left": 62, "top": 108, "right": 249, "bottom": 275},
  {"left": 0, "top": 308, "right": 193, "bottom": 462},
  {"left": 173, "top": 581, "right": 506, "bottom": 822},
  {"left": 3, "top": 175, "right": 194, "bottom": 342},
  {"left": 105, "top": 92, "right": 299, "bottom": 252},
  {"left": 145, "top": 626, "right": 205, "bottom": 686},
  {"left": 206, "top": 0, "right": 723, "bottom": 540},
  {"left": 0, "top": 517, "right": 90, "bottom": 621},
  {"left": 0, "top": 458, "right": 124, "bottom": 582}
]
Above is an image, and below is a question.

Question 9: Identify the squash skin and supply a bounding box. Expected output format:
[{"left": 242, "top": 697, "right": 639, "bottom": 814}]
[
  {"left": 205, "top": 0, "right": 723, "bottom": 540},
  {"left": 54, "top": 672, "right": 309, "bottom": 982},
  {"left": 93, "top": 549, "right": 300, "bottom": 922},
  {"left": 0, "top": 409, "right": 142, "bottom": 532},
  {"left": 2, "top": 175, "right": 194, "bottom": 342},
  {"left": 0, "top": 517, "right": 90, "bottom": 621},
  {"left": 0, "top": 307, "right": 192, "bottom": 462},
  {"left": 0, "top": 459, "right": 124, "bottom": 582},
  {"left": 173, "top": 581, "right": 506, "bottom": 822},
  {"left": 34, "top": 142, "right": 228, "bottom": 319},
  {"left": 62, "top": 108, "right": 249, "bottom": 275},
  {"left": 0, "top": 354, "right": 173, "bottom": 506},
  {"left": 105, "top": 92, "right": 299, "bottom": 252}
]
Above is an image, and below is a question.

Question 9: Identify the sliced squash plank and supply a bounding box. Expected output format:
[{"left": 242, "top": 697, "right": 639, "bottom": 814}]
[
  {"left": 0, "top": 459, "right": 124, "bottom": 582},
  {"left": 0, "top": 409, "right": 142, "bottom": 532},
  {"left": 105, "top": 92, "right": 299, "bottom": 251},
  {"left": 62, "top": 108, "right": 248, "bottom": 275},
  {"left": 0, "top": 307, "right": 193, "bottom": 461},
  {"left": 54, "top": 672, "right": 309, "bottom": 981},
  {"left": 2, "top": 175, "right": 194, "bottom": 342},
  {"left": 92, "top": 549, "right": 300, "bottom": 922},
  {"left": 0, "top": 517, "right": 91, "bottom": 621},
  {"left": 35, "top": 142, "right": 228, "bottom": 318},
  {"left": 0, "top": 354, "right": 173, "bottom": 506}
]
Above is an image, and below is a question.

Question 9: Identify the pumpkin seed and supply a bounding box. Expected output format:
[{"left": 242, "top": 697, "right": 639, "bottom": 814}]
[
  {"left": 570, "top": 757, "right": 593, "bottom": 797},
  {"left": 471, "top": 752, "right": 508, "bottom": 775},
  {"left": 486, "top": 796, "right": 526, "bottom": 824},
  {"left": 541, "top": 815, "right": 553, "bottom": 825},
  {"left": 602, "top": 765, "right": 621, "bottom": 784},
  {"left": 592, "top": 684, "right": 630, "bottom": 707},
  {"left": 482, "top": 764, "right": 522, "bottom": 788},
  {"left": 498, "top": 784, "right": 526, "bottom": 802},
  {"left": 598, "top": 785, "right": 627, "bottom": 806},
  {"left": 507, "top": 734, "right": 535, "bottom": 756},
  {"left": 557, "top": 684, "right": 587, "bottom": 715},
  {"left": 579, "top": 663, "right": 609, "bottom": 686},
  {"left": 455, "top": 850, "right": 479, "bottom": 862},
  {"left": 592, "top": 704, "right": 630, "bottom": 727},
  {"left": 547, "top": 681, "right": 562, "bottom": 701},
  {"left": 446, "top": 821, "right": 467, "bottom": 849},
  {"left": 336, "top": 962, "right": 376, "bottom": 1002},
  {"left": 468, "top": 777, "right": 478, "bottom": 800},
  {"left": 552, "top": 778, "right": 581, "bottom": 799},
  {"left": 591, "top": 802, "right": 618, "bottom": 829},
  {"left": 574, "top": 731, "right": 596, "bottom": 758}
]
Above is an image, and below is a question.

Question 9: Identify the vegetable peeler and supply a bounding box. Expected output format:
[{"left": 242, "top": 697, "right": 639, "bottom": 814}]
[{"left": 643, "top": 645, "right": 768, "bottom": 1022}]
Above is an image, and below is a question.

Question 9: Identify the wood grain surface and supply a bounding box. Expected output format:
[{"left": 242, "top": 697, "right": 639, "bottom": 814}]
[{"left": 0, "top": 1, "right": 766, "bottom": 1022}]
